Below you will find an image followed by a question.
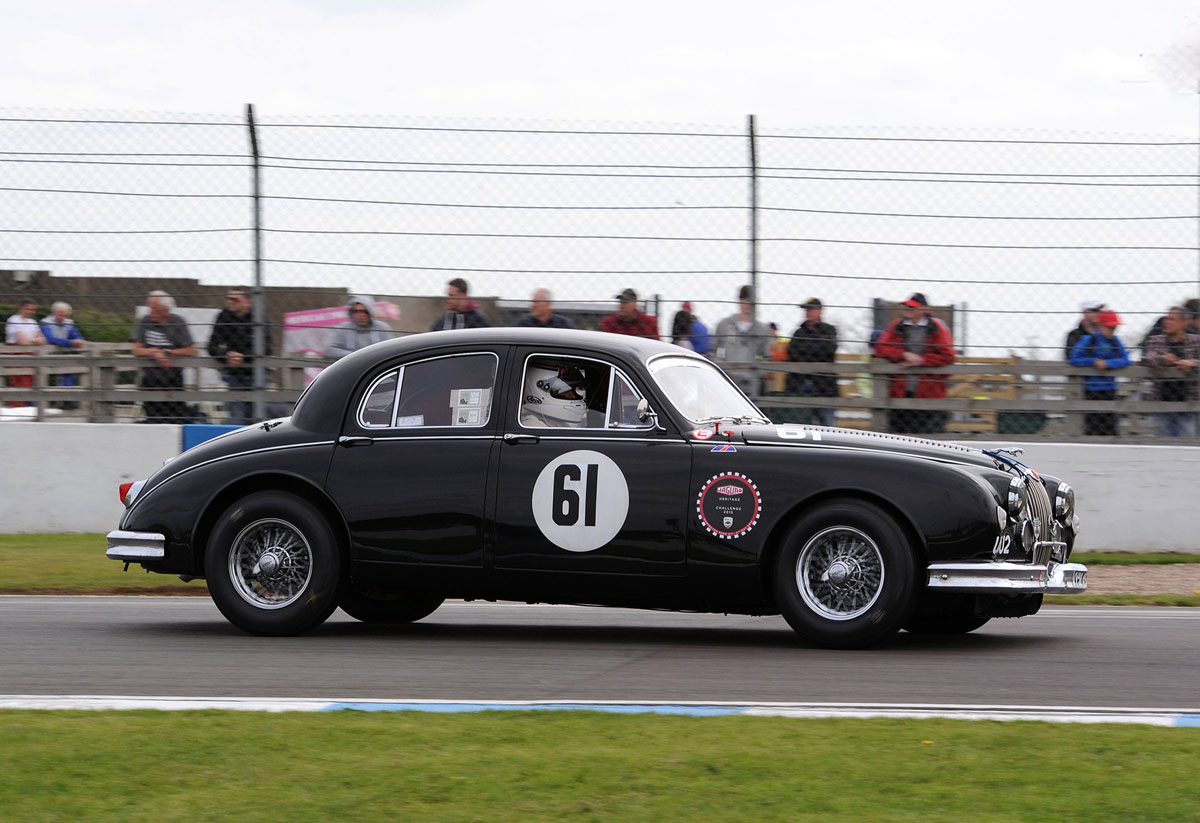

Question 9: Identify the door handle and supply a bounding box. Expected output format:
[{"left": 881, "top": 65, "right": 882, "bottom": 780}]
[
  {"left": 502, "top": 433, "right": 540, "bottom": 445},
  {"left": 338, "top": 436, "right": 374, "bottom": 448}
]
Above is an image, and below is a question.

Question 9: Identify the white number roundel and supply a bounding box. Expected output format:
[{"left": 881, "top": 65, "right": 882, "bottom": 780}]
[{"left": 531, "top": 450, "right": 629, "bottom": 552}]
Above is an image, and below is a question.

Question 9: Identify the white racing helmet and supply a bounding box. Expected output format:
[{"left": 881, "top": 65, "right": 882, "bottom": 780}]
[{"left": 523, "top": 365, "right": 588, "bottom": 426}]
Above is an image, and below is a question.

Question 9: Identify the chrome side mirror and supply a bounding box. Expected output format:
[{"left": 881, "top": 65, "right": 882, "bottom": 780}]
[{"left": 636, "top": 398, "right": 658, "bottom": 425}]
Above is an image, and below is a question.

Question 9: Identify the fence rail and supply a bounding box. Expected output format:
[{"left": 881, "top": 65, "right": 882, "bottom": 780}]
[{"left": 4, "top": 347, "right": 1196, "bottom": 440}]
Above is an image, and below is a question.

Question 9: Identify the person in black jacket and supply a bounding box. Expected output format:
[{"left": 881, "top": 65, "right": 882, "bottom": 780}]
[
  {"left": 208, "top": 287, "right": 270, "bottom": 425},
  {"left": 1064, "top": 299, "right": 1104, "bottom": 360},
  {"left": 787, "top": 297, "right": 839, "bottom": 427},
  {"left": 431, "top": 278, "right": 490, "bottom": 331}
]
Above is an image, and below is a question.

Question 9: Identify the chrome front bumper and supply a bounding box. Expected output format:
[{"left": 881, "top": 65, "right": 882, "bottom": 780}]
[
  {"left": 927, "top": 561, "right": 1088, "bottom": 594},
  {"left": 106, "top": 530, "right": 166, "bottom": 561}
]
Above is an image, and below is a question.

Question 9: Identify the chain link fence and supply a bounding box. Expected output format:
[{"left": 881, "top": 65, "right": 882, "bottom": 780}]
[{"left": 3, "top": 106, "right": 1198, "bottom": 437}]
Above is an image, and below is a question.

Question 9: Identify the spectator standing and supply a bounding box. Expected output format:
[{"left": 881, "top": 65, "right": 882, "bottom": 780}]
[
  {"left": 681, "top": 302, "right": 711, "bottom": 356},
  {"left": 1139, "top": 297, "right": 1200, "bottom": 353},
  {"left": 787, "top": 297, "right": 839, "bottom": 427},
  {"left": 515, "top": 288, "right": 573, "bottom": 329},
  {"left": 5, "top": 299, "right": 44, "bottom": 407},
  {"left": 325, "top": 295, "right": 392, "bottom": 359},
  {"left": 40, "top": 301, "right": 86, "bottom": 402},
  {"left": 599, "top": 288, "right": 658, "bottom": 339},
  {"left": 131, "top": 292, "right": 196, "bottom": 423},
  {"left": 1142, "top": 305, "right": 1199, "bottom": 437},
  {"left": 1065, "top": 300, "right": 1104, "bottom": 359},
  {"left": 207, "top": 287, "right": 269, "bottom": 426},
  {"left": 431, "top": 278, "right": 489, "bottom": 331},
  {"left": 874, "top": 292, "right": 956, "bottom": 434},
  {"left": 670, "top": 307, "right": 697, "bottom": 350},
  {"left": 713, "top": 285, "right": 771, "bottom": 396},
  {"left": 1068, "top": 309, "right": 1130, "bottom": 436},
  {"left": 5, "top": 299, "right": 45, "bottom": 346}
]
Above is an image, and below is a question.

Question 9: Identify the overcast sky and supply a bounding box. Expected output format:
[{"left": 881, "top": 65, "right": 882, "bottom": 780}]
[{"left": 5, "top": 0, "right": 1200, "bottom": 135}]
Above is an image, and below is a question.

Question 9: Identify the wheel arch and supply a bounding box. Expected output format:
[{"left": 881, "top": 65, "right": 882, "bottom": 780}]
[
  {"left": 759, "top": 488, "right": 928, "bottom": 607},
  {"left": 191, "top": 473, "right": 350, "bottom": 574}
]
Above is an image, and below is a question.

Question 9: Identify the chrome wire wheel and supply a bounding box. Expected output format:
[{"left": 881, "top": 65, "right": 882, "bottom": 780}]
[
  {"left": 227, "top": 518, "right": 313, "bottom": 610},
  {"left": 795, "top": 526, "right": 885, "bottom": 621}
]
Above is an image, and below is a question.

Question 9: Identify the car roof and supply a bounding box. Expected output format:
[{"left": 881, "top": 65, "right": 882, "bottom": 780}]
[{"left": 292, "top": 328, "right": 700, "bottom": 433}]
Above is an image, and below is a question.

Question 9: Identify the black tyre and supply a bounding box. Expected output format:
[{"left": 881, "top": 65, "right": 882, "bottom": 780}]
[
  {"left": 903, "top": 613, "right": 991, "bottom": 635},
  {"left": 204, "top": 491, "right": 343, "bottom": 636},
  {"left": 774, "top": 499, "right": 919, "bottom": 649},
  {"left": 339, "top": 583, "right": 444, "bottom": 624}
]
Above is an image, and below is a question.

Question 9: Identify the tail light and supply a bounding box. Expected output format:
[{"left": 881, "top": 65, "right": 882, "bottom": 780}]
[{"left": 119, "top": 480, "right": 145, "bottom": 508}]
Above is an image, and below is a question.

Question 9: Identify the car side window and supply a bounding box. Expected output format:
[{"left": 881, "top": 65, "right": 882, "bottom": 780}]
[
  {"left": 359, "top": 372, "right": 399, "bottom": 428},
  {"left": 519, "top": 355, "right": 611, "bottom": 429},
  {"left": 609, "top": 371, "right": 650, "bottom": 428},
  {"left": 358, "top": 353, "right": 497, "bottom": 429}
]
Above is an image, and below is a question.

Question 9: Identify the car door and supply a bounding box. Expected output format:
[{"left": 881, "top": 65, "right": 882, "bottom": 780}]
[
  {"left": 324, "top": 349, "right": 504, "bottom": 568},
  {"left": 492, "top": 349, "right": 690, "bottom": 576}
]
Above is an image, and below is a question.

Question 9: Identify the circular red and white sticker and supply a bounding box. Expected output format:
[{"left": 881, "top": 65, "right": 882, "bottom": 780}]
[
  {"left": 691, "top": 428, "right": 716, "bottom": 441},
  {"left": 696, "top": 473, "right": 761, "bottom": 539}
]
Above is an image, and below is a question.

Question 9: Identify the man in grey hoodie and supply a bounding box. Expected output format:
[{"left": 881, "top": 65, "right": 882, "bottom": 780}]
[
  {"left": 324, "top": 295, "right": 392, "bottom": 359},
  {"left": 714, "top": 285, "right": 772, "bottom": 396}
]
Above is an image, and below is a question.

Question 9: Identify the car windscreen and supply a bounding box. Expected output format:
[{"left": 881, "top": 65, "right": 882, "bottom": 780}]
[{"left": 647, "top": 355, "right": 765, "bottom": 423}]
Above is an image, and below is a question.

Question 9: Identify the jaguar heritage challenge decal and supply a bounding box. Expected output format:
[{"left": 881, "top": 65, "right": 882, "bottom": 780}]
[
  {"left": 696, "top": 472, "right": 761, "bottom": 539},
  {"left": 532, "top": 450, "right": 630, "bottom": 552}
]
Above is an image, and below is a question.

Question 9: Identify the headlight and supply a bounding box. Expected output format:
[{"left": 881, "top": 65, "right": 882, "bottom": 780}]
[
  {"left": 1054, "top": 483, "right": 1075, "bottom": 522},
  {"left": 1007, "top": 475, "right": 1030, "bottom": 518}
]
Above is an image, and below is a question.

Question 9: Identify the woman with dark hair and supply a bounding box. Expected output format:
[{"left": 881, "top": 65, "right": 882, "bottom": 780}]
[{"left": 671, "top": 308, "right": 696, "bottom": 350}]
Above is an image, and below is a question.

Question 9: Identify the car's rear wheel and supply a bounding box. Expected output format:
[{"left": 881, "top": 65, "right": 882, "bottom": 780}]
[
  {"left": 339, "top": 583, "right": 444, "bottom": 624},
  {"left": 774, "top": 499, "right": 919, "bottom": 649},
  {"left": 205, "top": 491, "right": 342, "bottom": 636}
]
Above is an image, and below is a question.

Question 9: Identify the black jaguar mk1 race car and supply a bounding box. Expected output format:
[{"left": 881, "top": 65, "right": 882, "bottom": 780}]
[{"left": 107, "top": 328, "right": 1087, "bottom": 648}]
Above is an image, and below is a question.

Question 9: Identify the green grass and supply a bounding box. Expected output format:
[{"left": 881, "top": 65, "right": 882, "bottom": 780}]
[
  {"left": 0, "top": 534, "right": 205, "bottom": 594},
  {"left": 4, "top": 541, "right": 1193, "bottom": 822},
  {"left": 1, "top": 711, "right": 1197, "bottom": 823}
]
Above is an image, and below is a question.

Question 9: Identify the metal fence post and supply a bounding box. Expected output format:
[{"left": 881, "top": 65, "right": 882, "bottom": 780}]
[
  {"left": 246, "top": 103, "right": 267, "bottom": 423},
  {"left": 747, "top": 114, "right": 759, "bottom": 323}
]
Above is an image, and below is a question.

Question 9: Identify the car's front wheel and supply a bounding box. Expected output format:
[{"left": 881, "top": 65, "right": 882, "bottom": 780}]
[
  {"left": 339, "top": 583, "right": 444, "bottom": 624},
  {"left": 205, "top": 491, "right": 342, "bottom": 636},
  {"left": 774, "top": 499, "right": 919, "bottom": 649}
]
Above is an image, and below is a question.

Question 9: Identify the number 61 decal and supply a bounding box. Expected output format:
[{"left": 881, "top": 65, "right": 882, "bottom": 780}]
[{"left": 532, "top": 450, "right": 629, "bottom": 552}]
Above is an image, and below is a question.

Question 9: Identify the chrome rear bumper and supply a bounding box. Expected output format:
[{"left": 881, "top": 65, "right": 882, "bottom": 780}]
[
  {"left": 927, "top": 561, "right": 1088, "bottom": 594},
  {"left": 105, "top": 530, "right": 166, "bottom": 561}
]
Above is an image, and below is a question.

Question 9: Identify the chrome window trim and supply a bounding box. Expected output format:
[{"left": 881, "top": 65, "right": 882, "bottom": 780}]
[
  {"left": 355, "top": 351, "right": 499, "bottom": 431},
  {"left": 366, "top": 435, "right": 497, "bottom": 443},
  {"left": 517, "top": 351, "right": 654, "bottom": 433},
  {"left": 357, "top": 368, "right": 402, "bottom": 429},
  {"left": 608, "top": 370, "right": 654, "bottom": 430}
]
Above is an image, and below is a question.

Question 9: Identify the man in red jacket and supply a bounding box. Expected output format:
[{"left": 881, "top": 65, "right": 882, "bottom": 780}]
[
  {"left": 873, "top": 292, "right": 956, "bottom": 434},
  {"left": 599, "top": 288, "right": 659, "bottom": 339}
]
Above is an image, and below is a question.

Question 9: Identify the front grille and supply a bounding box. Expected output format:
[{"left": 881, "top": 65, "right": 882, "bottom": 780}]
[{"left": 1028, "top": 479, "right": 1055, "bottom": 565}]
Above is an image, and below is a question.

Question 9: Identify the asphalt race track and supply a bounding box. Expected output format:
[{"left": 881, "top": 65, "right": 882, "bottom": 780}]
[{"left": 2, "top": 596, "right": 1199, "bottom": 709}]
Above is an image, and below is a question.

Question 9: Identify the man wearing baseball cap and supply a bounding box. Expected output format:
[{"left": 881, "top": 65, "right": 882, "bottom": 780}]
[
  {"left": 1064, "top": 300, "right": 1105, "bottom": 360},
  {"left": 599, "top": 288, "right": 658, "bottom": 339},
  {"left": 1068, "top": 308, "right": 1130, "bottom": 436},
  {"left": 786, "top": 297, "right": 839, "bottom": 427},
  {"left": 873, "top": 292, "right": 956, "bottom": 433}
]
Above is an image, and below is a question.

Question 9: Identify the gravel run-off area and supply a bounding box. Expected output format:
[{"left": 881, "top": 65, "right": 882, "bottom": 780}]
[{"left": 1085, "top": 565, "right": 1200, "bottom": 595}]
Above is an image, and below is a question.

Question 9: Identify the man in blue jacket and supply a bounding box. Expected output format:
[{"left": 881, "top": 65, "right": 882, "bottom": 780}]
[{"left": 1068, "top": 309, "right": 1130, "bottom": 436}]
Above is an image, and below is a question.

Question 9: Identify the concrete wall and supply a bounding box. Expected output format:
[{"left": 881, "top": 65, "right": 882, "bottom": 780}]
[
  {"left": 1, "top": 423, "right": 181, "bottom": 534},
  {"left": 1, "top": 423, "right": 1196, "bottom": 551}
]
